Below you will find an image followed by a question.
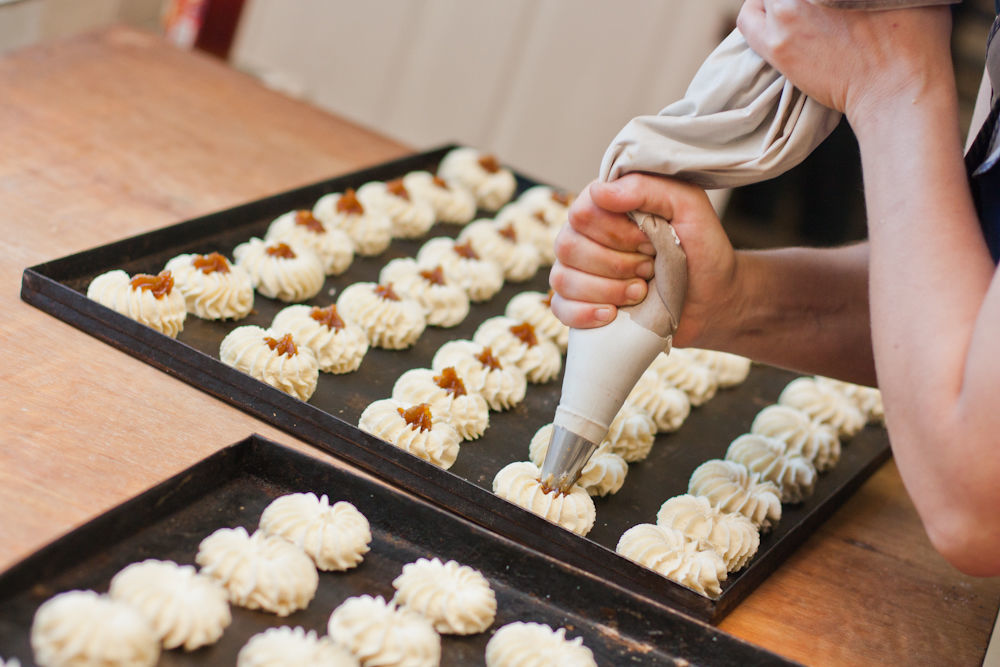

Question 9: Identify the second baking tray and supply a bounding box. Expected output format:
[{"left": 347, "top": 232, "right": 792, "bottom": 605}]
[{"left": 20, "top": 144, "right": 891, "bottom": 622}]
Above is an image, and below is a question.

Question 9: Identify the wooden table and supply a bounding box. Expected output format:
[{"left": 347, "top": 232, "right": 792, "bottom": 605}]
[{"left": 1, "top": 25, "right": 997, "bottom": 666}]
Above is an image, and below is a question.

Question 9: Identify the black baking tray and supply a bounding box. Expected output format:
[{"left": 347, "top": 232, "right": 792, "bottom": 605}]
[
  {"left": 20, "top": 144, "right": 891, "bottom": 622},
  {"left": 0, "top": 435, "right": 794, "bottom": 666}
]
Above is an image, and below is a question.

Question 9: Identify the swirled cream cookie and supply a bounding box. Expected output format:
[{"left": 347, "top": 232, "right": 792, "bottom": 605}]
[
  {"left": 108, "top": 559, "right": 230, "bottom": 651},
  {"left": 492, "top": 461, "right": 596, "bottom": 536},
  {"left": 778, "top": 376, "right": 866, "bottom": 438},
  {"left": 504, "top": 290, "right": 569, "bottom": 352},
  {"left": 655, "top": 495, "right": 760, "bottom": 572},
  {"left": 688, "top": 459, "right": 782, "bottom": 531},
  {"left": 357, "top": 178, "right": 436, "bottom": 239},
  {"left": 30, "top": 590, "right": 160, "bottom": 667},
  {"left": 485, "top": 622, "right": 596, "bottom": 667},
  {"left": 402, "top": 170, "right": 476, "bottom": 224},
  {"left": 751, "top": 404, "right": 841, "bottom": 472},
  {"left": 649, "top": 349, "right": 719, "bottom": 407},
  {"left": 265, "top": 209, "right": 355, "bottom": 276},
  {"left": 494, "top": 201, "right": 560, "bottom": 265},
  {"left": 615, "top": 524, "right": 727, "bottom": 597},
  {"left": 336, "top": 282, "right": 427, "bottom": 350},
  {"left": 683, "top": 348, "right": 752, "bottom": 388},
  {"left": 87, "top": 269, "right": 187, "bottom": 337},
  {"left": 164, "top": 252, "right": 254, "bottom": 320},
  {"left": 437, "top": 147, "right": 517, "bottom": 211},
  {"left": 312, "top": 188, "right": 393, "bottom": 256},
  {"left": 473, "top": 316, "right": 561, "bottom": 384},
  {"left": 515, "top": 184, "right": 574, "bottom": 228},
  {"left": 270, "top": 304, "right": 368, "bottom": 374},
  {"left": 358, "top": 399, "right": 461, "bottom": 469},
  {"left": 232, "top": 238, "right": 325, "bottom": 302},
  {"left": 624, "top": 367, "right": 691, "bottom": 433},
  {"left": 379, "top": 258, "right": 470, "bottom": 328},
  {"left": 327, "top": 595, "right": 440, "bottom": 667},
  {"left": 416, "top": 236, "right": 504, "bottom": 302},
  {"left": 726, "top": 433, "right": 817, "bottom": 504},
  {"left": 457, "top": 219, "right": 541, "bottom": 282},
  {"left": 220, "top": 326, "right": 319, "bottom": 401},
  {"left": 237, "top": 626, "right": 358, "bottom": 667},
  {"left": 195, "top": 526, "right": 318, "bottom": 616},
  {"left": 815, "top": 376, "right": 885, "bottom": 424},
  {"left": 602, "top": 403, "right": 657, "bottom": 462},
  {"left": 392, "top": 367, "right": 490, "bottom": 441},
  {"left": 431, "top": 340, "right": 527, "bottom": 411},
  {"left": 259, "top": 493, "right": 371, "bottom": 571},
  {"left": 391, "top": 558, "right": 497, "bottom": 635},
  {"left": 529, "top": 424, "right": 628, "bottom": 497}
]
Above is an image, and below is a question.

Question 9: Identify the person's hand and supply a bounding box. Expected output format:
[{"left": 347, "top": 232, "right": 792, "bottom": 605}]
[
  {"left": 737, "top": 0, "right": 953, "bottom": 123},
  {"left": 549, "top": 173, "right": 740, "bottom": 348}
]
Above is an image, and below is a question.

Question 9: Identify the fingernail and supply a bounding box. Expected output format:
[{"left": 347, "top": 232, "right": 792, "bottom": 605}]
[
  {"left": 638, "top": 242, "right": 655, "bottom": 255},
  {"left": 595, "top": 307, "right": 613, "bottom": 322},
  {"left": 636, "top": 261, "right": 654, "bottom": 279},
  {"left": 626, "top": 282, "right": 645, "bottom": 301}
]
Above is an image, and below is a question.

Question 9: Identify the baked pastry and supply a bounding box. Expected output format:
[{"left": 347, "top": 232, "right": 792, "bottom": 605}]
[
  {"left": 270, "top": 304, "right": 369, "bottom": 374},
  {"left": 232, "top": 237, "right": 325, "bottom": 302},
  {"left": 358, "top": 399, "right": 461, "bottom": 469},
  {"left": 494, "top": 201, "right": 560, "bottom": 266},
  {"left": 649, "top": 349, "right": 719, "bottom": 406},
  {"left": 431, "top": 340, "right": 527, "bottom": 411},
  {"left": 416, "top": 236, "right": 504, "bottom": 303},
  {"left": 265, "top": 209, "right": 355, "bottom": 276},
  {"left": 164, "top": 252, "right": 254, "bottom": 320},
  {"left": 391, "top": 557, "right": 497, "bottom": 635},
  {"left": 683, "top": 348, "right": 752, "bottom": 388},
  {"left": 504, "top": 290, "right": 569, "bottom": 352},
  {"left": 327, "top": 595, "right": 440, "bottom": 667},
  {"left": 108, "top": 559, "right": 230, "bottom": 651},
  {"left": 485, "top": 622, "right": 596, "bottom": 667},
  {"left": 492, "top": 461, "right": 596, "bottom": 536},
  {"left": 392, "top": 367, "right": 490, "bottom": 441},
  {"left": 195, "top": 526, "right": 318, "bottom": 616},
  {"left": 602, "top": 403, "right": 657, "bottom": 462},
  {"left": 219, "top": 326, "right": 319, "bottom": 401},
  {"left": 336, "top": 282, "right": 427, "bottom": 350},
  {"left": 529, "top": 424, "right": 628, "bottom": 496},
  {"left": 86, "top": 269, "right": 187, "bottom": 337},
  {"left": 655, "top": 495, "right": 760, "bottom": 572},
  {"left": 515, "top": 184, "right": 574, "bottom": 228},
  {"left": 624, "top": 367, "right": 692, "bottom": 433},
  {"left": 379, "top": 258, "right": 470, "bottom": 328},
  {"left": 751, "top": 404, "right": 841, "bottom": 472},
  {"left": 815, "top": 376, "right": 885, "bottom": 424},
  {"left": 688, "top": 459, "right": 782, "bottom": 530},
  {"left": 725, "top": 433, "right": 817, "bottom": 503},
  {"left": 31, "top": 590, "right": 159, "bottom": 667},
  {"left": 615, "top": 524, "right": 727, "bottom": 597},
  {"left": 778, "top": 376, "right": 866, "bottom": 438},
  {"left": 457, "top": 219, "right": 541, "bottom": 282},
  {"left": 237, "top": 626, "right": 358, "bottom": 667},
  {"left": 312, "top": 188, "right": 393, "bottom": 256},
  {"left": 357, "top": 178, "right": 436, "bottom": 239},
  {"left": 436, "top": 147, "right": 516, "bottom": 211},
  {"left": 473, "top": 316, "right": 561, "bottom": 384},
  {"left": 258, "top": 493, "right": 371, "bottom": 571},
  {"left": 402, "top": 170, "right": 476, "bottom": 224}
]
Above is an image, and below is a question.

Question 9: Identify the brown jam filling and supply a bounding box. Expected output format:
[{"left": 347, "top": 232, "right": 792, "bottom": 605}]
[
  {"left": 510, "top": 321, "right": 538, "bottom": 347},
  {"left": 419, "top": 265, "right": 446, "bottom": 286},
  {"left": 475, "top": 346, "right": 503, "bottom": 371},
  {"left": 398, "top": 402, "right": 433, "bottom": 432},
  {"left": 542, "top": 289, "right": 554, "bottom": 307},
  {"left": 264, "top": 333, "right": 297, "bottom": 357},
  {"left": 386, "top": 178, "right": 410, "bottom": 201},
  {"left": 477, "top": 154, "right": 500, "bottom": 173},
  {"left": 539, "top": 480, "right": 566, "bottom": 496},
  {"left": 552, "top": 191, "right": 572, "bottom": 207},
  {"left": 130, "top": 270, "right": 174, "bottom": 298},
  {"left": 432, "top": 175, "right": 449, "bottom": 190},
  {"left": 498, "top": 223, "right": 517, "bottom": 243},
  {"left": 534, "top": 211, "right": 547, "bottom": 224},
  {"left": 336, "top": 188, "right": 364, "bottom": 215},
  {"left": 310, "top": 305, "right": 345, "bottom": 330},
  {"left": 266, "top": 242, "right": 296, "bottom": 259},
  {"left": 374, "top": 283, "right": 400, "bottom": 301},
  {"left": 192, "top": 252, "right": 230, "bottom": 275},
  {"left": 453, "top": 240, "right": 479, "bottom": 260},
  {"left": 433, "top": 366, "right": 467, "bottom": 397},
  {"left": 294, "top": 209, "right": 326, "bottom": 233}
]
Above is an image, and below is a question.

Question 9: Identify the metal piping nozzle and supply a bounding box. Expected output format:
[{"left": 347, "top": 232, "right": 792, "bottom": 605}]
[{"left": 539, "top": 425, "right": 600, "bottom": 493}]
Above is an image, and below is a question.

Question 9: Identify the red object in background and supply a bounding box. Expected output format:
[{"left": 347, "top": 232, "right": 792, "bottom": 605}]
[{"left": 163, "top": 0, "right": 246, "bottom": 60}]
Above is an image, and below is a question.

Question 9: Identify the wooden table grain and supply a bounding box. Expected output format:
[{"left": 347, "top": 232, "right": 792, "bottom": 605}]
[{"left": 1, "top": 25, "right": 997, "bottom": 666}]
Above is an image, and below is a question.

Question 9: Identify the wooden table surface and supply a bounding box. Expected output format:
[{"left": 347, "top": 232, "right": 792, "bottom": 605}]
[{"left": 1, "top": 26, "right": 997, "bottom": 666}]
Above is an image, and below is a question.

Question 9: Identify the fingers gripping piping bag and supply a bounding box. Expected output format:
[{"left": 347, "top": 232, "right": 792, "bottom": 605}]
[{"left": 540, "top": 0, "right": 958, "bottom": 492}]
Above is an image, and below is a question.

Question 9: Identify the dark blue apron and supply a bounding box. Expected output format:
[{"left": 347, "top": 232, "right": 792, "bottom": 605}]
[{"left": 965, "top": 6, "right": 1000, "bottom": 263}]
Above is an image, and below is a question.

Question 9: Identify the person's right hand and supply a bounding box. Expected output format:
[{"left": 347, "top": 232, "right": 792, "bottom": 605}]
[{"left": 549, "top": 172, "right": 741, "bottom": 348}]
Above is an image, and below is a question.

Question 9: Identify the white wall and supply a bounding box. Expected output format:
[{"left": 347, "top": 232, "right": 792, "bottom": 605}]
[{"left": 0, "top": 0, "right": 165, "bottom": 54}]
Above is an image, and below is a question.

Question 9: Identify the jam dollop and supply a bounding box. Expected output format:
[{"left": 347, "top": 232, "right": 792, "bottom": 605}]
[
  {"left": 510, "top": 321, "right": 538, "bottom": 347},
  {"left": 552, "top": 191, "right": 572, "bottom": 207},
  {"left": 433, "top": 366, "right": 467, "bottom": 397},
  {"left": 432, "top": 175, "right": 449, "bottom": 190},
  {"left": 477, "top": 155, "right": 500, "bottom": 174},
  {"left": 476, "top": 346, "right": 503, "bottom": 371},
  {"left": 374, "top": 283, "right": 400, "bottom": 301},
  {"left": 419, "top": 265, "right": 446, "bottom": 286},
  {"left": 398, "top": 402, "right": 433, "bottom": 432},
  {"left": 386, "top": 179, "right": 410, "bottom": 201},
  {"left": 264, "top": 333, "right": 297, "bottom": 357},
  {"left": 453, "top": 241, "right": 479, "bottom": 260},
  {"left": 336, "top": 188, "right": 364, "bottom": 215},
  {"left": 294, "top": 209, "right": 326, "bottom": 233},
  {"left": 542, "top": 290, "right": 554, "bottom": 307},
  {"left": 266, "top": 242, "right": 296, "bottom": 259},
  {"left": 310, "top": 305, "right": 345, "bottom": 330},
  {"left": 498, "top": 224, "right": 518, "bottom": 243},
  {"left": 192, "top": 252, "right": 230, "bottom": 275},
  {"left": 130, "top": 270, "right": 174, "bottom": 298}
]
